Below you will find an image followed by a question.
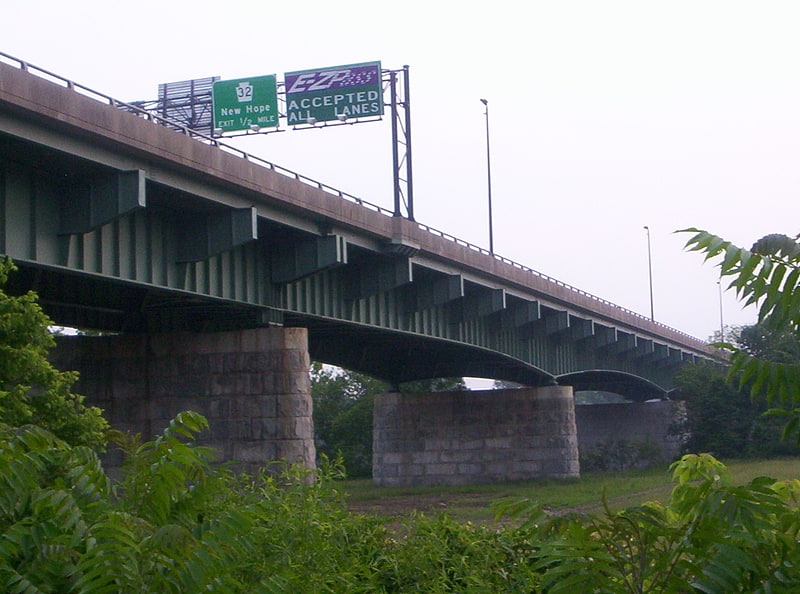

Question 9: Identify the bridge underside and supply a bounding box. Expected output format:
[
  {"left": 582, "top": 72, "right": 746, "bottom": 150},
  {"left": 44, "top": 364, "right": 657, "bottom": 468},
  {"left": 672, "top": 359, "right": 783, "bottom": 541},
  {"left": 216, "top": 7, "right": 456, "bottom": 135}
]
[
  {"left": 9, "top": 262, "right": 662, "bottom": 398},
  {"left": 557, "top": 370, "right": 666, "bottom": 401},
  {"left": 285, "top": 314, "right": 555, "bottom": 387}
]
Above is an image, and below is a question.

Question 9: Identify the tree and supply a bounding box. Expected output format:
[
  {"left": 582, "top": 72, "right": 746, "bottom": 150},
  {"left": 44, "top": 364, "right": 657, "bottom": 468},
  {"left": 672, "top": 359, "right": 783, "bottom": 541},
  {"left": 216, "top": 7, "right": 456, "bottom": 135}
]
[
  {"left": 673, "top": 322, "right": 800, "bottom": 458},
  {"left": 0, "top": 258, "right": 107, "bottom": 449},
  {"left": 400, "top": 377, "right": 467, "bottom": 392},
  {"left": 682, "top": 229, "right": 800, "bottom": 442},
  {"left": 676, "top": 360, "right": 761, "bottom": 457},
  {"left": 311, "top": 363, "right": 387, "bottom": 477}
]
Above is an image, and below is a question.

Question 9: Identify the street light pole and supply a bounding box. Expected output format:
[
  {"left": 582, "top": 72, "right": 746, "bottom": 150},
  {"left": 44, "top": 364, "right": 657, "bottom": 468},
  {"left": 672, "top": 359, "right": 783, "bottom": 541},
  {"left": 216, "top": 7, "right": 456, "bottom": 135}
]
[
  {"left": 718, "top": 280, "right": 724, "bottom": 340},
  {"left": 481, "top": 98, "right": 494, "bottom": 255},
  {"left": 644, "top": 225, "right": 654, "bottom": 321}
]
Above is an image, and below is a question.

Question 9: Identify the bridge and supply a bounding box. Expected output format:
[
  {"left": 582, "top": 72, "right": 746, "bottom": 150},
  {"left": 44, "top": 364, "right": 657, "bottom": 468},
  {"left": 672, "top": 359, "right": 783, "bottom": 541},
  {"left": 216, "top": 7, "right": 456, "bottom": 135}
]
[{"left": 0, "top": 54, "right": 720, "bottom": 484}]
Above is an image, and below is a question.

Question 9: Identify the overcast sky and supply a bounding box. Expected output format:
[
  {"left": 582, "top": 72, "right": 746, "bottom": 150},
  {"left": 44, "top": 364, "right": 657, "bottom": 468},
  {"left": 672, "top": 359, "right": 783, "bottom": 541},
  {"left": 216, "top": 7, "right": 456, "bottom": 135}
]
[{"left": 5, "top": 1, "right": 800, "bottom": 341}]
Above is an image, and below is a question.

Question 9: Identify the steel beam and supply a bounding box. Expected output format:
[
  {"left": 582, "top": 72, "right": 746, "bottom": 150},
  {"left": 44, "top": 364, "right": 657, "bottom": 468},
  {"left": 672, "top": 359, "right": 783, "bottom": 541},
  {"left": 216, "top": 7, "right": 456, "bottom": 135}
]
[
  {"left": 404, "top": 273, "right": 463, "bottom": 312},
  {"left": 177, "top": 207, "right": 257, "bottom": 262},
  {"left": 344, "top": 257, "right": 413, "bottom": 300},
  {"left": 569, "top": 315, "right": 594, "bottom": 340},
  {"left": 460, "top": 288, "right": 506, "bottom": 320},
  {"left": 271, "top": 235, "right": 347, "bottom": 284},
  {"left": 60, "top": 170, "right": 146, "bottom": 234}
]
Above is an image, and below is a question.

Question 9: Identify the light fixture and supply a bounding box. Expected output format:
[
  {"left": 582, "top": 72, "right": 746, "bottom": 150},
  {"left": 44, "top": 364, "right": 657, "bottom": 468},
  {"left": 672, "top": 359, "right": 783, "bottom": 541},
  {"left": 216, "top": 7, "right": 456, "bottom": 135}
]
[
  {"left": 306, "top": 116, "right": 317, "bottom": 125},
  {"left": 249, "top": 124, "right": 260, "bottom": 132},
  {"left": 337, "top": 113, "right": 348, "bottom": 122},
  {"left": 213, "top": 128, "right": 223, "bottom": 137}
]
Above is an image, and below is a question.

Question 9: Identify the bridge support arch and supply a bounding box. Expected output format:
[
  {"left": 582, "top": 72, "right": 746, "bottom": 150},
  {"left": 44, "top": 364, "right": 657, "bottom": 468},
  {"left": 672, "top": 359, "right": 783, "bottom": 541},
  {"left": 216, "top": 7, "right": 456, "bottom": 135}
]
[
  {"left": 373, "top": 386, "right": 580, "bottom": 486},
  {"left": 52, "top": 327, "right": 315, "bottom": 474}
]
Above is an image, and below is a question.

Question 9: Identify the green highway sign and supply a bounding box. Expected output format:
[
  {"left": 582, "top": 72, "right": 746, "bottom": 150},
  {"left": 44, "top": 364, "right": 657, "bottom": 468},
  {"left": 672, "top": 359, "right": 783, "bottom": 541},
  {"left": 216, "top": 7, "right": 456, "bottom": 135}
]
[
  {"left": 284, "top": 61, "right": 383, "bottom": 125},
  {"left": 212, "top": 75, "right": 278, "bottom": 132}
]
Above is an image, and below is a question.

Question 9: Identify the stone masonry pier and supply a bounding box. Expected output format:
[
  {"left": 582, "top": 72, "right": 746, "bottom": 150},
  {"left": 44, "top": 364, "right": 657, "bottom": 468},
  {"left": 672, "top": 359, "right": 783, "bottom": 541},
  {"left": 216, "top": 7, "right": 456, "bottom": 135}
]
[
  {"left": 373, "top": 386, "right": 580, "bottom": 486},
  {"left": 52, "top": 327, "right": 315, "bottom": 474}
]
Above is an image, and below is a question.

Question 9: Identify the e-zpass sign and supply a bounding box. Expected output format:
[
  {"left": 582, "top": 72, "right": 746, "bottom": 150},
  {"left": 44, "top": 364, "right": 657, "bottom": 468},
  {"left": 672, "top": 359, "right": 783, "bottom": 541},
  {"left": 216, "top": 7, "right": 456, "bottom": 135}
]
[{"left": 285, "top": 61, "right": 383, "bottom": 125}]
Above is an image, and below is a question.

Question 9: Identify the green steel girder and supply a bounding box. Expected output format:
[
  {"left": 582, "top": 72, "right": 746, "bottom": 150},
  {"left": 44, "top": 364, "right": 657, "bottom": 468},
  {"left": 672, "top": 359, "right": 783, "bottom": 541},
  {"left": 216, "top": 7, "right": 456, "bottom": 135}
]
[
  {"left": 568, "top": 315, "right": 594, "bottom": 341},
  {"left": 177, "top": 207, "right": 257, "bottom": 262},
  {"left": 450, "top": 287, "right": 506, "bottom": 323},
  {"left": 60, "top": 170, "right": 146, "bottom": 234},
  {"left": 589, "top": 323, "right": 617, "bottom": 348},
  {"left": 0, "top": 104, "right": 718, "bottom": 393},
  {"left": 344, "top": 256, "right": 413, "bottom": 301},
  {"left": 270, "top": 235, "right": 347, "bottom": 284},
  {"left": 499, "top": 300, "right": 540, "bottom": 330},
  {"left": 403, "top": 273, "right": 463, "bottom": 313}
]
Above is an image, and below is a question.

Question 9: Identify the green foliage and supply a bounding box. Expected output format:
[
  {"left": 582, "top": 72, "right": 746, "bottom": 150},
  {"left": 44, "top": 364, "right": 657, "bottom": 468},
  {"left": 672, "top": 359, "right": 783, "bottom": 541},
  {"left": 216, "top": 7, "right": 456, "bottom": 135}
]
[
  {"left": 674, "top": 361, "right": 761, "bottom": 457},
  {"left": 581, "top": 438, "right": 663, "bottom": 472},
  {"left": 4, "top": 410, "right": 800, "bottom": 592},
  {"left": 399, "top": 377, "right": 467, "bottom": 392},
  {"left": 0, "top": 412, "right": 254, "bottom": 593},
  {"left": 311, "top": 362, "right": 388, "bottom": 477},
  {"left": 377, "top": 514, "right": 541, "bottom": 592},
  {"left": 681, "top": 229, "right": 800, "bottom": 443},
  {"left": 0, "top": 258, "right": 108, "bottom": 450},
  {"left": 673, "top": 329, "right": 799, "bottom": 458},
  {"left": 496, "top": 453, "right": 800, "bottom": 593}
]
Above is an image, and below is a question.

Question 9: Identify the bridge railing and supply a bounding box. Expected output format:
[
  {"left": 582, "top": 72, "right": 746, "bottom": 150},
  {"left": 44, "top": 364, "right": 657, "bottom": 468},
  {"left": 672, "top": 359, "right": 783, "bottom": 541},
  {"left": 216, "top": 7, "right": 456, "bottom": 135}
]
[{"left": 0, "top": 51, "right": 706, "bottom": 347}]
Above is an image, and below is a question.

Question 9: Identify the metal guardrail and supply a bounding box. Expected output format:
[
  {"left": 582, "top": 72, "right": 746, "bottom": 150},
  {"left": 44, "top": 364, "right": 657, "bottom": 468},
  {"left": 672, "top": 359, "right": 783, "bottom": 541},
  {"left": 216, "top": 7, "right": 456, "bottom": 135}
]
[{"left": 0, "top": 51, "right": 707, "bottom": 346}]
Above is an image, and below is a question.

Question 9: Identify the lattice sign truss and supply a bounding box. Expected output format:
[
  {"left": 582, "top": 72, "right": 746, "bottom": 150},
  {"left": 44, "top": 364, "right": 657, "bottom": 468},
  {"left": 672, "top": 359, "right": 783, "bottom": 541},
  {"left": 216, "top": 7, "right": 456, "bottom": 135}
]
[{"left": 130, "top": 63, "right": 413, "bottom": 219}]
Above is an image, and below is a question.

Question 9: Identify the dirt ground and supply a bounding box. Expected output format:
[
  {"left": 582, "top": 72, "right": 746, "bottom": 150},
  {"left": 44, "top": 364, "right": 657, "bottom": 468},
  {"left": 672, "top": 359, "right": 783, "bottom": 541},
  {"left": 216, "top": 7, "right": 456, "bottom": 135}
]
[
  {"left": 347, "top": 491, "right": 496, "bottom": 518},
  {"left": 345, "top": 486, "right": 672, "bottom": 522}
]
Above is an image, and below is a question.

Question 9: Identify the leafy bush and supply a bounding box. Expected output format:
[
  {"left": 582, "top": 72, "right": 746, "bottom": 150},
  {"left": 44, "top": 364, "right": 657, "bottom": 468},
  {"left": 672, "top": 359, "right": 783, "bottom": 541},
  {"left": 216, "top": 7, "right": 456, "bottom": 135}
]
[
  {"left": 581, "top": 438, "right": 664, "bottom": 472},
  {"left": 0, "top": 258, "right": 108, "bottom": 449},
  {"left": 0, "top": 412, "right": 254, "bottom": 593},
  {"left": 496, "top": 452, "right": 800, "bottom": 593},
  {"left": 3, "top": 411, "right": 800, "bottom": 592}
]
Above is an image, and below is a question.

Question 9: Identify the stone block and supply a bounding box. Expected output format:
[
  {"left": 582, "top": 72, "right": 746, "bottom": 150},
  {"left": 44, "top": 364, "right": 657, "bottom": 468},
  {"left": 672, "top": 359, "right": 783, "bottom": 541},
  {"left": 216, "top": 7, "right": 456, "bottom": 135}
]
[
  {"left": 484, "top": 437, "right": 512, "bottom": 449},
  {"left": 276, "top": 416, "right": 313, "bottom": 440},
  {"left": 424, "top": 438, "right": 452, "bottom": 450},
  {"left": 380, "top": 452, "right": 404, "bottom": 465},
  {"left": 206, "top": 398, "right": 230, "bottom": 420},
  {"left": 253, "top": 417, "right": 279, "bottom": 439},
  {"left": 411, "top": 451, "right": 440, "bottom": 465},
  {"left": 427, "top": 463, "right": 456, "bottom": 475},
  {"left": 276, "top": 393, "right": 312, "bottom": 417},
  {"left": 511, "top": 461, "right": 542, "bottom": 475},
  {"left": 456, "top": 463, "right": 482, "bottom": 475},
  {"left": 211, "top": 419, "right": 230, "bottom": 440},
  {"left": 209, "top": 373, "right": 249, "bottom": 396},
  {"left": 407, "top": 464, "right": 425, "bottom": 476},
  {"left": 440, "top": 450, "right": 475, "bottom": 464},
  {"left": 460, "top": 439, "right": 485, "bottom": 450},
  {"left": 276, "top": 438, "right": 315, "bottom": 466},
  {"left": 233, "top": 442, "right": 275, "bottom": 463}
]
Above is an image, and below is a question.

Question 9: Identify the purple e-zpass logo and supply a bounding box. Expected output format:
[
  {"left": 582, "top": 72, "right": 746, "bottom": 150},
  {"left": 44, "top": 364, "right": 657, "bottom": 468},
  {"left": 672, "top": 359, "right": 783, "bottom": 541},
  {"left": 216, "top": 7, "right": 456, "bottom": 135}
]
[{"left": 285, "top": 63, "right": 380, "bottom": 94}]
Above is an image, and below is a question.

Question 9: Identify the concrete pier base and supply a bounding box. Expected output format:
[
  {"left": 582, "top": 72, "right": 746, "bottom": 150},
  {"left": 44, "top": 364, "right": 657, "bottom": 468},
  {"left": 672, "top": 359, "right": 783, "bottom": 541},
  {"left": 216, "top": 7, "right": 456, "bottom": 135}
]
[
  {"left": 52, "top": 327, "right": 315, "bottom": 475},
  {"left": 373, "top": 386, "right": 579, "bottom": 486}
]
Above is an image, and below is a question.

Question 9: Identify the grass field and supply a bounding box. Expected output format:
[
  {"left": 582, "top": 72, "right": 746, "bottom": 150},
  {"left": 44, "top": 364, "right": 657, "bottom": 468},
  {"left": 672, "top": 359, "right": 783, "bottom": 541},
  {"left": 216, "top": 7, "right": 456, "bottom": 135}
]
[{"left": 343, "top": 457, "right": 800, "bottom": 524}]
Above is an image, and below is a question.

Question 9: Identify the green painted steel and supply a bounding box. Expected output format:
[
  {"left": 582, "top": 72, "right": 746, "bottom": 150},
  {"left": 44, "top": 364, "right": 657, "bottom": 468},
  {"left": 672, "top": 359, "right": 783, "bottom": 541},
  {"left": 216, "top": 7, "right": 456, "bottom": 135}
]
[
  {"left": 0, "top": 62, "right": 722, "bottom": 395},
  {"left": 0, "top": 152, "right": 709, "bottom": 392}
]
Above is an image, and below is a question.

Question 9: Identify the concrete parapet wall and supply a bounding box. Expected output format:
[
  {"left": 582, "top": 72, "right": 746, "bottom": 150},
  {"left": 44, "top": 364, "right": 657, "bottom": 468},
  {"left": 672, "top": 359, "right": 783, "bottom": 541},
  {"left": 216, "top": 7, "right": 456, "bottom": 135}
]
[
  {"left": 52, "top": 327, "right": 315, "bottom": 474},
  {"left": 373, "top": 386, "right": 579, "bottom": 486},
  {"left": 575, "top": 400, "right": 685, "bottom": 465}
]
